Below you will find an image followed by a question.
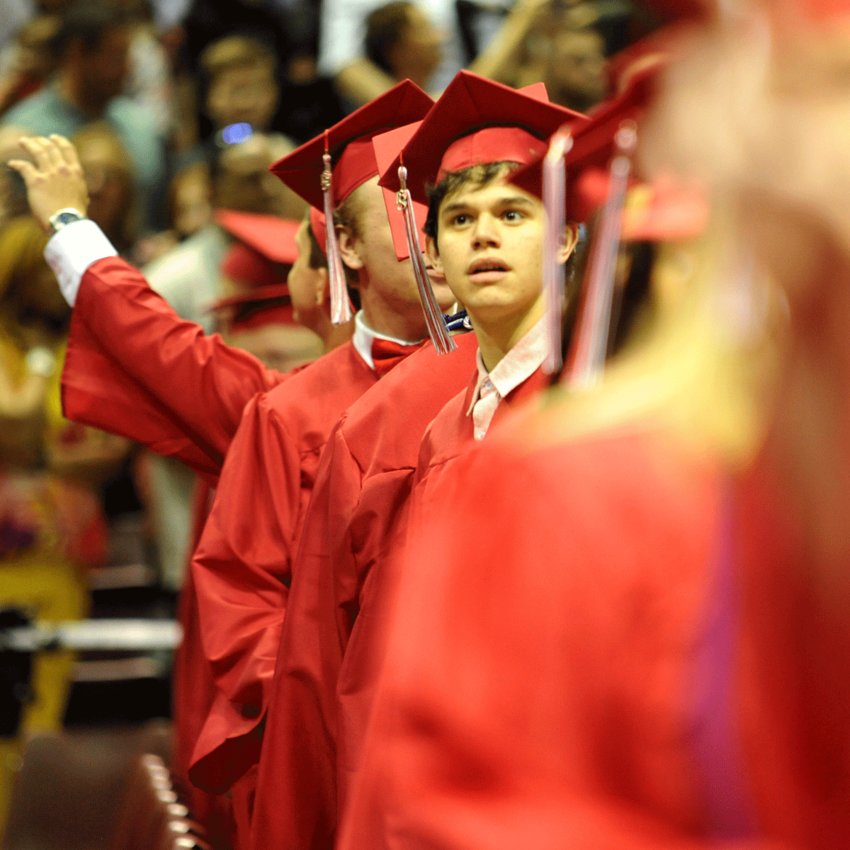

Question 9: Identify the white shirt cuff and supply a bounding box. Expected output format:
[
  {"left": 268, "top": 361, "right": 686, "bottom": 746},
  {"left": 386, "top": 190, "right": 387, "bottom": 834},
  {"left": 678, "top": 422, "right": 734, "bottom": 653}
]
[{"left": 43, "top": 219, "right": 118, "bottom": 306}]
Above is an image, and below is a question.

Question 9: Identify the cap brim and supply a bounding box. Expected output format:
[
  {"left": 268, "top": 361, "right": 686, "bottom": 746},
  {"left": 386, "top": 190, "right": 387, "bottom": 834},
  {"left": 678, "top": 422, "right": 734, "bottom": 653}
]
[
  {"left": 215, "top": 210, "right": 300, "bottom": 265},
  {"left": 379, "top": 71, "right": 587, "bottom": 204},
  {"left": 269, "top": 79, "right": 433, "bottom": 209}
]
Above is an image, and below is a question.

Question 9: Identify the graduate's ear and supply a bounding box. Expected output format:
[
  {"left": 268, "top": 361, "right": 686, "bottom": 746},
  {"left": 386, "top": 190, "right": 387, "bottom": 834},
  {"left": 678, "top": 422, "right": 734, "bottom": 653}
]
[
  {"left": 337, "top": 224, "right": 365, "bottom": 271},
  {"left": 425, "top": 234, "right": 442, "bottom": 273},
  {"left": 559, "top": 222, "right": 580, "bottom": 263}
]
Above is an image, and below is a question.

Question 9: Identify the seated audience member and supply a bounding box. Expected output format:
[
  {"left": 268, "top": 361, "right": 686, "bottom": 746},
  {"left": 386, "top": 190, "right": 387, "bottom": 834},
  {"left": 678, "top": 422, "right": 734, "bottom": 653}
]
[
  {"left": 1, "top": 0, "right": 168, "bottom": 233},
  {"left": 541, "top": 23, "right": 609, "bottom": 111},
  {"left": 363, "top": 1, "right": 444, "bottom": 92}
]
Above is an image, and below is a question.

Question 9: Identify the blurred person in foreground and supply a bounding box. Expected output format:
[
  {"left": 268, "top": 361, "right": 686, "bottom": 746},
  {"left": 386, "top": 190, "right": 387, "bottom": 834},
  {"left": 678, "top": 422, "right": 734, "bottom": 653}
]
[{"left": 338, "top": 1, "right": 850, "bottom": 848}]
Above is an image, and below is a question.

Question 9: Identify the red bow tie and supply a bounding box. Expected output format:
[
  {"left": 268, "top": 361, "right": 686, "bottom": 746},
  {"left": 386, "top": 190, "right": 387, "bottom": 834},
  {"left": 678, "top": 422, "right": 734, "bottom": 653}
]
[{"left": 371, "top": 337, "right": 421, "bottom": 378}]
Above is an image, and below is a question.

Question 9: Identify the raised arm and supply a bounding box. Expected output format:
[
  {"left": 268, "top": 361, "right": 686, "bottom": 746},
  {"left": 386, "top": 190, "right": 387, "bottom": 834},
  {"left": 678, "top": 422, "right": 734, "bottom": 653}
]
[{"left": 8, "top": 135, "right": 288, "bottom": 477}]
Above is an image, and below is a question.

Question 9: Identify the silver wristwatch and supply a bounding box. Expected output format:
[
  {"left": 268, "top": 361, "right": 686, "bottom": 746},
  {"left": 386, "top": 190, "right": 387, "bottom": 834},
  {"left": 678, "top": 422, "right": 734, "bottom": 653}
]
[{"left": 48, "top": 208, "right": 86, "bottom": 235}]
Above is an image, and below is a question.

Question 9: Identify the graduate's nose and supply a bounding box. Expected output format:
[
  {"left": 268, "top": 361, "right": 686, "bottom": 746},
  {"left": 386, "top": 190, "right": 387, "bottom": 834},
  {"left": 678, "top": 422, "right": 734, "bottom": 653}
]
[{"left": 471, "top": 213, "right": 500, "bottom": 249}]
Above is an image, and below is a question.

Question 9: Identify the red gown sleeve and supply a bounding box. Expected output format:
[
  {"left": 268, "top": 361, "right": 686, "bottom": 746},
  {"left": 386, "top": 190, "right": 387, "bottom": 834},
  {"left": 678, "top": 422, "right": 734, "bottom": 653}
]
[
  {"left": 187, "top": 390, "right": 303, "bottom": 792},
  {"left": 61, "top": 256, "right": 287, "bottom": 479}
]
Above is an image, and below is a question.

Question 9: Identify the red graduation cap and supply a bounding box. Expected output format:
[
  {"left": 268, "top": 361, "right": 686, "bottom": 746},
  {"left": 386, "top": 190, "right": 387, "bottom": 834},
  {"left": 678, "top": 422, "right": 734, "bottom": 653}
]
[
  {"left": 510, "top": 62, "right": 659, "bottom": 222},
  {"left": 371, "top": 121, "right": 427, "bottom": 263},
  {"left": 213, "top": 210, "right": 300, "bottom": 330},
  {"left": 268, "top": 80, "right": 433, "bottom": 325},
  {"left": 269, "top": 80, "right": 433, "bottom": 208},
  {"left": 379, "top": 71, "right": 587, "bottom": 204},
  {"left": 215, "top": 210, "right": 300, "bottom": 265}
]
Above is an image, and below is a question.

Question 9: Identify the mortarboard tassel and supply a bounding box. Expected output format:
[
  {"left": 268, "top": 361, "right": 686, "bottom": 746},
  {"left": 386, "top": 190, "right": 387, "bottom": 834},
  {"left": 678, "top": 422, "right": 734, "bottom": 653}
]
[
  {"left": 564, "top": 121, "right": 638, "bottom": 389},
  {"left": 321, "top": 141, "right": 354, "bottom": 326},
  {"left": 541, "top": 126, "right": 573, "bottom": 375},
  {"left": 396, "top": 164, "right": 456, "bottom": 354}
]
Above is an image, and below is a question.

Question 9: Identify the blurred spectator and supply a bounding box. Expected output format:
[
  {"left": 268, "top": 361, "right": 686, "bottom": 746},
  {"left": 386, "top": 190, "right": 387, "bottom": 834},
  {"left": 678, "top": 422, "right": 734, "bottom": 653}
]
[
  {"left": 0, "top": 126, "right": 31, "bottom": 227},
  {"left": 545, "top": 26, "right": 608, "bottom": 111},
  {"left": 326, "top": 0, "right": 560, "bottom": 109},
  {"left": 364, "top": 2, "right": 444, "bottom": 92},
  {"left": 1, "top": 0, "right": 168, "bottom": 233},
  {"left": 198, "top": 35, "right": 281, "bottom": 146},
  {"left": 514, "top": 18, "right": 609, "bottom": 111},
  {"left": 122, "top": 0, "right": 178, "bottom": 141},
  {"left": 0, "top": 0, "right": 35, "bottom": 54},
  {"left": 0, "top": 14, "right": 61, "bottom": 117},
  {"left": 0, "top": 215, "right": 128, "bottom": 569},
  {"left": 169, "top": 161, "right": 213, "bottom": 241}
]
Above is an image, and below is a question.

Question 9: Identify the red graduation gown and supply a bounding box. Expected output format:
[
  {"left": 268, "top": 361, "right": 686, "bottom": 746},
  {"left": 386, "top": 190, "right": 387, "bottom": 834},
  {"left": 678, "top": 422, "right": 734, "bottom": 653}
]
[
  {"left": 57, "top": 255, "right": 290, "bottom": 842},
  {"left": 410, "top": 364, "right": 550, "bottom": 512},
  {"left": 249, "top": 333, "right": 479, "bottom": 850},
  {"left": 60, "top": 256, "right": 288, "bottom": 482},
  {"left": 188, "top": 340, "right": 384, "bottom": 795},
  {"left": 338, "top": 422, "right": 772, "bottom": 850}
]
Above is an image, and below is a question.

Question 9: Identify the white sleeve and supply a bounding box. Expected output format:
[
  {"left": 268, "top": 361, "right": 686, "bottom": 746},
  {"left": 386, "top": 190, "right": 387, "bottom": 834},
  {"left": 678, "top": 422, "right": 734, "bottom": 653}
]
[{"left": 43, "top": 219, "right": 119, "bottom": 306}]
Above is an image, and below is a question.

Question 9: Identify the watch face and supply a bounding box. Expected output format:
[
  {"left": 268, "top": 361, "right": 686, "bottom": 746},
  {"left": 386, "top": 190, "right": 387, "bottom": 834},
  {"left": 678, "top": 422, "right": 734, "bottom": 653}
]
[{"left": 50, "top": 210, "right": 84, "bottom": 232}]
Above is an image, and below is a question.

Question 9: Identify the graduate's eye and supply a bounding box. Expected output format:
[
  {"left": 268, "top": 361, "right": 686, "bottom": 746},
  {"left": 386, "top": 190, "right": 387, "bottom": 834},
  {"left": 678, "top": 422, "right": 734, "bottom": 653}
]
[
  {"left": 449, "top": 212, "right": 472, "bottom": 227},
  {"left": 502, "top": 208, "right": 525, "bottom": 223}
]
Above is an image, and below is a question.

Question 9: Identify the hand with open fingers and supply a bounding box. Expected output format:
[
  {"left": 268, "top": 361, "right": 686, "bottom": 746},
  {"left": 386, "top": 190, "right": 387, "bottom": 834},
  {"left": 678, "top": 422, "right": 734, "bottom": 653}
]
[{"left": 6, "top": 134, "right": 89, "bottom": 232}]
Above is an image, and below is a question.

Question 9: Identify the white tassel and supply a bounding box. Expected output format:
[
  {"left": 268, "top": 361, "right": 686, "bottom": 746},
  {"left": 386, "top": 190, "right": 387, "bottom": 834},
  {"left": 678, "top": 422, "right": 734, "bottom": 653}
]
[
  {"left": 397, "top": 165, "right": 456, "bottom": 354},
  {"left": 322, "top": 151, "right": 353, "bottom": 325},
  {"left": 542, "top": 127, "right": 572, "bottom": 375},
  {"left": 564, "top": 121, "right": 637, "bottom": 389}
]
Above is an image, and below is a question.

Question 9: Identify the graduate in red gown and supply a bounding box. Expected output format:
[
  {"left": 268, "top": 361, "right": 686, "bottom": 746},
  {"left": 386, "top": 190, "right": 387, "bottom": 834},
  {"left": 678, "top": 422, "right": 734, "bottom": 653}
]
[
  {"left": 7, "top": 133, "right": 348, "bottom": 485},
  {"left": 183, "top": 81, "right": 464, "bottom": 848},
  {"left": 247, "top": 73, "right": 587, "bottom": 850},
  {"left": 171, "top": 219, "right": 327, "bottom": 847},
  {"left": 339, "top": 3, "right": 850, "bottom": 847}
]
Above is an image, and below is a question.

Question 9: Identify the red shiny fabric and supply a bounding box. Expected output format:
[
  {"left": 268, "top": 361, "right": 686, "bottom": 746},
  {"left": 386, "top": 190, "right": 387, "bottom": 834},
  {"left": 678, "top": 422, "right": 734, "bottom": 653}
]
[
  {"left": 338, "top": 423, "right": 772, "bottom": 850},
  {"left": 188, "top": 341, "right": 379, "bottom": 796},
  {"left": 61, "top": 256, "right": 288, "bottom": 482},
  {"left": 249, "top": 333, "right": 478, "bottom": 850}
]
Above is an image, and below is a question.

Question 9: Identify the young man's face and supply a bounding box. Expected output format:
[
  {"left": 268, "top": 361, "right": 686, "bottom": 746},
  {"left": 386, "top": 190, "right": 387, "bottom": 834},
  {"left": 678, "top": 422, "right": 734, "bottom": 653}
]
[{"left": 428, "top": 176, "right": 548, "bottom": 337}]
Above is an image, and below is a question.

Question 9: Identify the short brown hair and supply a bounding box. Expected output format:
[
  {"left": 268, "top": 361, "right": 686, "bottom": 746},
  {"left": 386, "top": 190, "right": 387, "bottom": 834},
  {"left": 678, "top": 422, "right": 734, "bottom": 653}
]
[{"left": 425, "top": 161, "right": 518, "bottom": 247}]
